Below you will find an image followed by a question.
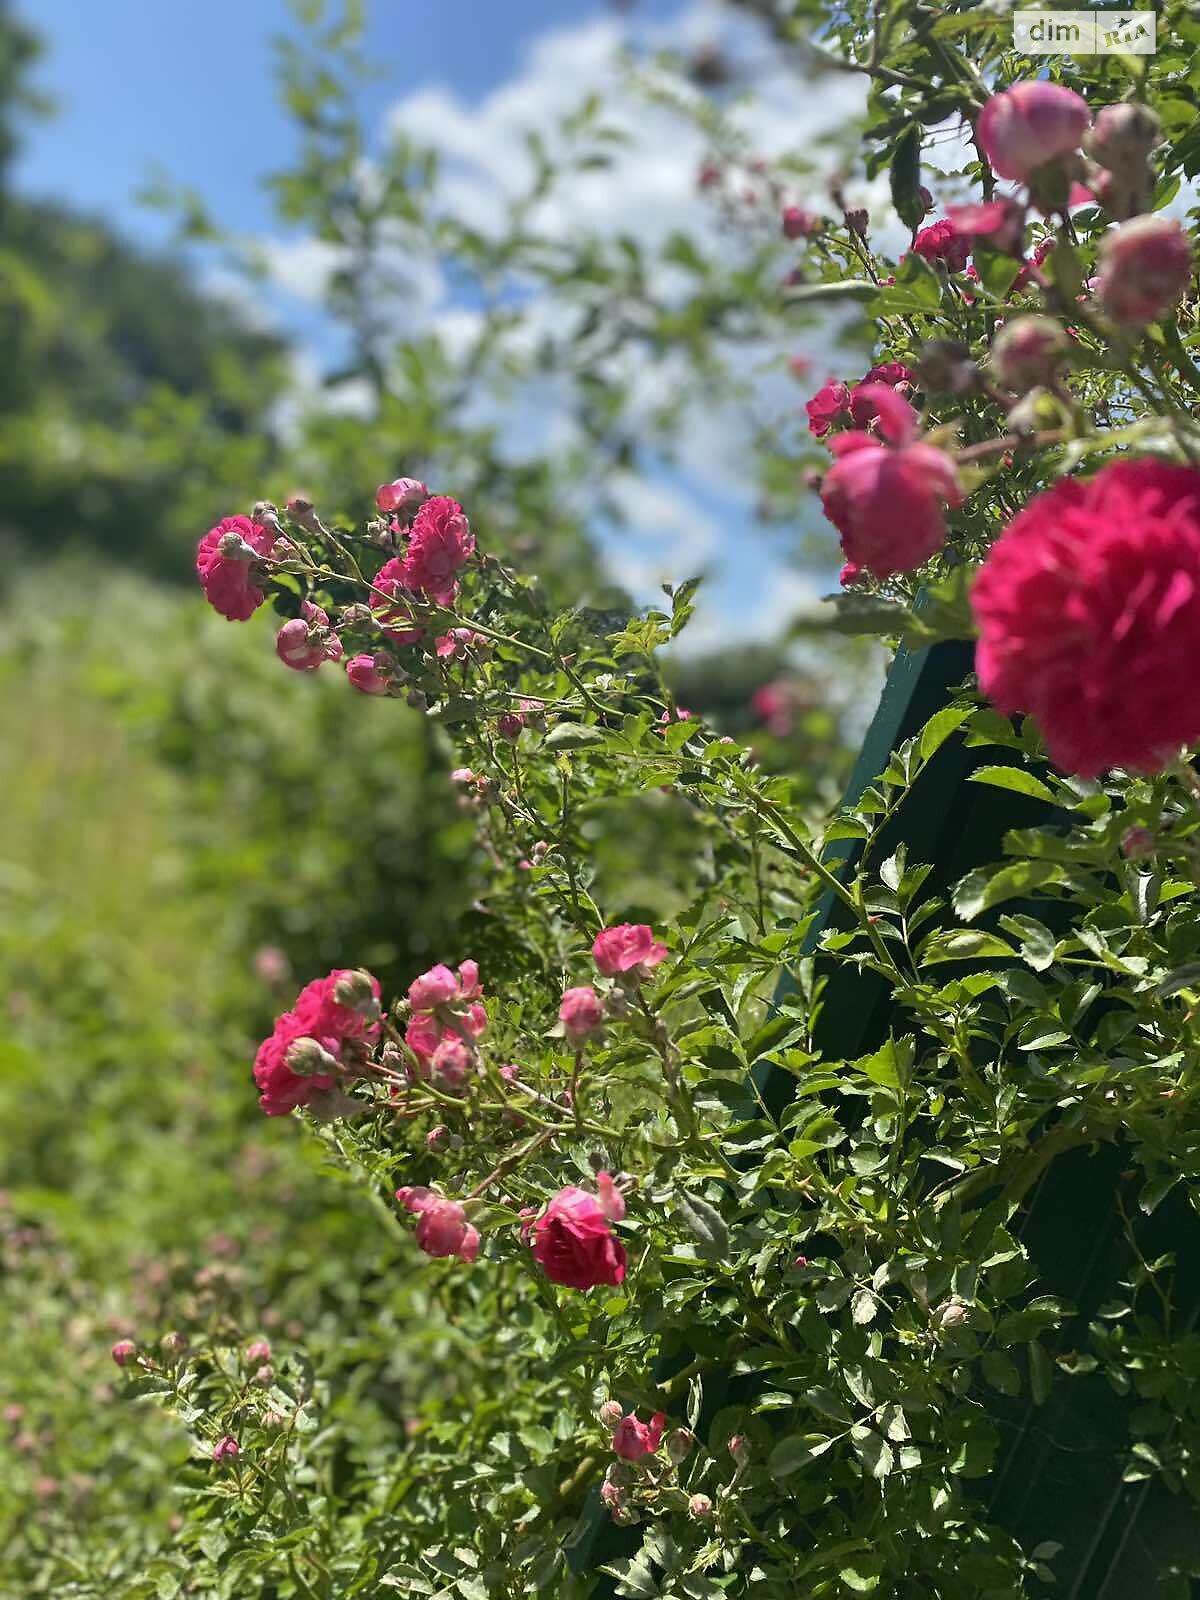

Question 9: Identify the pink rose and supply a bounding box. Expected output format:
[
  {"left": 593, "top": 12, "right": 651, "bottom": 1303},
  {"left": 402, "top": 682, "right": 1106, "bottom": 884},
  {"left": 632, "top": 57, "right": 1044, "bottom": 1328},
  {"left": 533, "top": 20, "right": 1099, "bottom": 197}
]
[
  {"left": 819, "top": 386, "right": 961, "bottom": 580},
  {"left": 910, "top": 218, "right": 971, "bottom": 274},
  {"left": 596, "top": 1170, "right": 626, "bottom": 1222},
  {"left": 1096, "top": 216, "right": 1193, "bottom": 326},
  {"left": 977, "top": 81, "right": 1090, "bottom": 183},
  {"left": 611, "top": 1411, "right": 666, "bottom": 1461},
  {"left": 375, "top": 477, "right": 427, "bottom": 514},
  {"left": 532, "top": 1186, "right": 627, "bottom": 1289},
  {"left": 560, "top": 985, "right": 604, "bottom": 1039},
  {"left": 253, "top": 969, "right": 381, "bottom": 1116},
  {"left": 370, "top": 558, "right": 424, "bottom": 645},
  {"left": 398, "top": 495, "right": 475, "bottom": 606},
  {"left": 946, "top": 198, "right": 1026, "bottom": 258},
  {"left": 275, "top": 602, "right": 343, "bottom": 672},
  {"left": 396, "top": 1187, "right": 480, "bottom": 1262},
  {"left": 195, "top": 515, "right": 276, "bottom": 621},
  {"left": 972, "top": 460, "right": 1200, "bottom": 776},
  {"left": 592, "top": 923, "right": 668, "bottom": 980},
  {"left": 408, "top": 964, "right": 459, "bottom": 1011},
  {"left": 345, "top": 652, "right": 391, "bottom": 694},
  {"left": 430, "top": 1035, "right": 473, "bottom": 1092},
  {"left": 212, "top": 1436, "right": 240, "bottom": 1462},
  {"left": 111, "top": 1339, "right": 137, "bottom": 1368},
  {"left": 781, "top": 205, "right": 817, "bottom": 240}
]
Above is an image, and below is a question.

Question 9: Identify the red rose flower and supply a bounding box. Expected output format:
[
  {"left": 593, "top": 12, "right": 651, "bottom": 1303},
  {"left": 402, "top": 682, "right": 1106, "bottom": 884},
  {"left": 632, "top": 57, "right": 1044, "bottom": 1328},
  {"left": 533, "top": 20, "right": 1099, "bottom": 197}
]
[
  {"left": 972, "top": 460, "right": 1200, "bottom": 776},
  {"left": 806, "top": 380, "right": 852, "bottom": 438},
  {"left": 532, "top": 1185, "right": 627, "bottom": 1289}
]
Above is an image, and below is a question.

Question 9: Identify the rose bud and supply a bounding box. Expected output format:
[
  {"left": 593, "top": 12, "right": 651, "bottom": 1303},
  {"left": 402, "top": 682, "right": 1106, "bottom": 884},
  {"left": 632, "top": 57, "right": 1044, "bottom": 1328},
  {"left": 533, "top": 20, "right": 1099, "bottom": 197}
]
[
  {"left": 1096, "top": 215, "right": 1193, "bottom": 326},
  {"left": 689, "top": 1493, "right": 714, "bottom": 1519},
  {"left": 1085, "top": 102, "right": 1161, "bottom": 177},
  {"left": 977, "top": 81, "right": 1090, "bottom": 183},
  {"left": 991, "top": 316, "right": 1071, "bottom": 391},
  {"left": 665, "top": 1428, "right": 694, "bottom": 1464}
]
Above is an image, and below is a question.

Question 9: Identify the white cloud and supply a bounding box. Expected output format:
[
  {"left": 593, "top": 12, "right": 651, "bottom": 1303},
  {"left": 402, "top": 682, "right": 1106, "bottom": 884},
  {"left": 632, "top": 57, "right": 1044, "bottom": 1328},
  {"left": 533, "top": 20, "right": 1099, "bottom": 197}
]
[{"left": 258, "top": 2, "right": 888, "bottom": 650}]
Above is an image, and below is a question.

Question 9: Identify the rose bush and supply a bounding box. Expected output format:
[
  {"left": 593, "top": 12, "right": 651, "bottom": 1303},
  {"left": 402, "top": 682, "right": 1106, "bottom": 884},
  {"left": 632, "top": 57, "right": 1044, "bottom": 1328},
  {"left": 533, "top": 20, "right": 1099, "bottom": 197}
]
[{"left": 77, "top": 5, "right": 1200, "bottom": 1600}]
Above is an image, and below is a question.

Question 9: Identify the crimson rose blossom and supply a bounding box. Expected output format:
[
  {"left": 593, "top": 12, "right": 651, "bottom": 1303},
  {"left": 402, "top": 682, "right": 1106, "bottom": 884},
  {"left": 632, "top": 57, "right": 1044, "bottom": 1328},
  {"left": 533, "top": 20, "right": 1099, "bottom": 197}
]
[
  {"left": 806, "top": 380, "right": 852, "bottom": 438},
  {"left": 592, "top": 923, "right": 668, "bottom": 980},
  {"left": 253, "top": 968, "right": 381, "bottom": 1116},
  {"left": 195, "top": 515, "right": 276, "bottom": 621},
  {"left": 911, "top": 219, "right": 971, "bottom": 274},
  {"left": 819, "top": 385, "right": 962, "bottom": 580},
  {"left": 612, "top": 1411, "right": 666, "bottom": 1461},
  {"left": 972, "top": 461, "right": 1200, "bottom": 776},
  {"left": 396, "top": 1187, "right": 480, "bottom": 1263},
  {"left": 532, "top": 1185, "right": 627, "bottom": 1289},
  {"left": 977, "top": 81, "right": 1090, "bottom": 183}
]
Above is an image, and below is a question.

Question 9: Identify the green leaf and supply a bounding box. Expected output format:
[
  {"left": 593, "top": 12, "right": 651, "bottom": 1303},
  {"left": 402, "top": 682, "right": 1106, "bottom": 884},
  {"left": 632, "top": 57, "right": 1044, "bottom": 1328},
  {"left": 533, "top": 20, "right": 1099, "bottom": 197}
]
[
  {"left": 1028, "top": 1340, "right": 1053, "bottom": 1405},
  {"left": 889, "top": 123, "right": 924, "bottom": 232},
  {"left": 768, "top": 1433, "right": 833, "bottom": 1477},
  {"left": 851, "top": 1428, "right": 894, "bottom": 1479},
  {"left": 919, "top": 704, "right": 972, "bottom": 762},
  {"left": 599, "top": 1556, "right": 658, "bottom": 1599},
  {"left": 998, "top": 913, "right": 1057, "bottom": 971},
  {"left": 920, "top": 929, "right": 1017, "bottom": 964},
  {"left": 967, "top": 766, "right": 1057, "bottom": 804},
  {"left": 953, "top": 859, "right": 1065, "bottom": 921},
  {"left": 781, "top": 279, "right": 876, "bottom": 306},
  {"left": 675, "top": 1192, "right": 730, "bottom": 1260},
  {"left": 543, "top": 721, "right": 604, "bottom": 750}
]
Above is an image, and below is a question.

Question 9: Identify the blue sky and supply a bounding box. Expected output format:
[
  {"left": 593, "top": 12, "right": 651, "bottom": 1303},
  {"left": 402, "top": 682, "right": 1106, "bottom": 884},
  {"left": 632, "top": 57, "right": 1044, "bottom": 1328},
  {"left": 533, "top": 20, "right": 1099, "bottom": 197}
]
[
  {"left": 13, "top": 0, "right": 869, "bottom": 651},
  {"left": 15, "top": 0, "right": 682, "bottom": 243}
]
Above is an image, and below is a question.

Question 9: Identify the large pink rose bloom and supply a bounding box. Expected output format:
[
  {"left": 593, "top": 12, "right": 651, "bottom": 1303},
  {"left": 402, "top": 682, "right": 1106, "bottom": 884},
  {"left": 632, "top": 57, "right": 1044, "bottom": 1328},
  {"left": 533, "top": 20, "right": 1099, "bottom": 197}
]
[
  {"left": 399, "top": 495, "right": 475, "bottom": 606},
  {"left": 532, "top": 1186, "right": 627, "bottom": 1290},
  {"left": 1096, "top": 216, "right": 1193, "bottom": 327},
  {"left": 592, "top": 923, "right": 668, "bottom": 979},
  {"left": 253, "top": 968, "right": 381, "bottom": 1116},
  {"left": 972, "top": 461, "right": 1200, "bottom": 777},
  {"left": 977, "top": 81, "right": 1090, "bottom": 183},
  {"left": 195, "top": 515, "right": 276, "bottom": 621},
  {"left": 819, "top": 385, "right": 961, "bottom": 580}
]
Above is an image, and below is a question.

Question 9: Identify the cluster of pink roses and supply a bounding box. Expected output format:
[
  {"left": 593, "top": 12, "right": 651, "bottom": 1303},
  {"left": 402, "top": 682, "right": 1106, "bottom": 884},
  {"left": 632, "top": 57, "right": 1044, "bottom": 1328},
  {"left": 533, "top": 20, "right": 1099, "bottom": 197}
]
[
  {"left": 253, "top": 969, "right": 382, "bottom": 1116},
  {"left": 806, "top": 361, "right": 913, "bottom": 439},
  {"left": 194, "top": 482, "right": 480, "bottom": 702},
  {"left": 975, "top": 82, "right": 1191, "bottom": 324},
  {"left": 403, "top": 961, "right": 488, "bottom": 1092},
  {"left": 559, "top": 923, "right": 669, "bottom": 1040}
]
